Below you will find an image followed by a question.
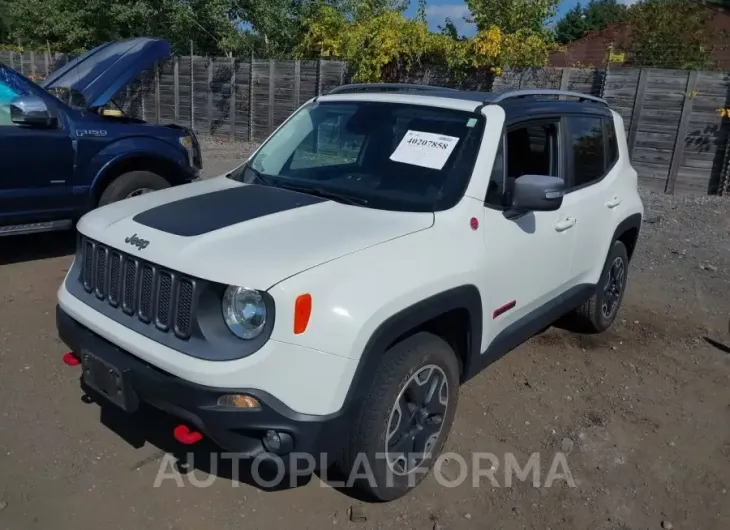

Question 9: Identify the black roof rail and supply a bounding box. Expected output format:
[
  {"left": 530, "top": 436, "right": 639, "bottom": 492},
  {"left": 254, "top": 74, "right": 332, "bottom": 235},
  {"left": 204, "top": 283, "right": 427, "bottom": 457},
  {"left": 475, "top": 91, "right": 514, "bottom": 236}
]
[
  {"left": 327, "top": 83, "right": 458, "bottom": 95},
  {"left": 490, "top": 89, "right": 608, "bottom": 106}
]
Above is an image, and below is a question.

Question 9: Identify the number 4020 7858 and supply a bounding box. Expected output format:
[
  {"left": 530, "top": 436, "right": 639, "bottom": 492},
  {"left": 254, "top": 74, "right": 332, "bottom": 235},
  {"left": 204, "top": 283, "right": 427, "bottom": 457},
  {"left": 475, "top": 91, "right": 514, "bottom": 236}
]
[{"left": 407, "top": 138, "right": 450, "bottom": 150}]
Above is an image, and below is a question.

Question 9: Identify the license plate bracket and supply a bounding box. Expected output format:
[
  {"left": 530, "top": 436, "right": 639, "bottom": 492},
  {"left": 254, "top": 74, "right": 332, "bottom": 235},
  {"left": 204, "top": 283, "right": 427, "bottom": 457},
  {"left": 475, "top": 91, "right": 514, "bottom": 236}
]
[{"left": 81, "top": 350, "right": 139, "bottom": 412}]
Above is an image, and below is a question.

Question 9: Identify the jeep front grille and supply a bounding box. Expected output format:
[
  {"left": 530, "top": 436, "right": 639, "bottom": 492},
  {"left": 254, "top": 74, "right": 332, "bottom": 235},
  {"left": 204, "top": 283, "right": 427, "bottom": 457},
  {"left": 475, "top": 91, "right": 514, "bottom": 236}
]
[{"left": 78, "top": 236, "right": 197, "bottom": 339}]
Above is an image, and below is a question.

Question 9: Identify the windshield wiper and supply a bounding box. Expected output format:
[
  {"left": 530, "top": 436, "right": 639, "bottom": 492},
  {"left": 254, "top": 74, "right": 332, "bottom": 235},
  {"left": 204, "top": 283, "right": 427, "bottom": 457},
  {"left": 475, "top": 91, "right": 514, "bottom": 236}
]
[
  {"left": 275, "top": 183, "right": 369, "bottom": 206},
  {"left": 229, "top": 165, "right": 368, "bottom": 206},
  {"left": 228, "top": 163, "right": 275, "bottom": 186}
]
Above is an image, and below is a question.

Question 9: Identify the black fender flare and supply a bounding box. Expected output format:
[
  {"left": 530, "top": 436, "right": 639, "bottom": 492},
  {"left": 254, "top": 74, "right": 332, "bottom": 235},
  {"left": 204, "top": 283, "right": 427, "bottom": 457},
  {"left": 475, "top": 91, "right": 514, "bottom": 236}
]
[
  {"left": 611, "top": 212, "right": 643, "bottom": 258},
  {"left": 339, "top": 285, "right": 483, "bottom": 414}
]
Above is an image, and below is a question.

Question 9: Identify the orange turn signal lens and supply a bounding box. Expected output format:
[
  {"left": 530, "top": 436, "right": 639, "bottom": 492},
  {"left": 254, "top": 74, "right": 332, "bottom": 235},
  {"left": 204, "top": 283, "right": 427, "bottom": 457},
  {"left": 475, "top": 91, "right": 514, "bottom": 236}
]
[
  {"left": 217, "top": 394, "right": 260, "bottom": 409},
  {"left": 294, "top": 294, "right": 312, "bottom": 335}
]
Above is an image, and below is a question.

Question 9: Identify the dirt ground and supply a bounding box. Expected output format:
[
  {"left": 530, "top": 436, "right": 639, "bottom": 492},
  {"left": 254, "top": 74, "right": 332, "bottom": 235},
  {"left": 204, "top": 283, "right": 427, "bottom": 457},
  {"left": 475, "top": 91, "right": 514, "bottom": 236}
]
[{"left": 0, "top": 142, "right": 729, "bottom": 530}]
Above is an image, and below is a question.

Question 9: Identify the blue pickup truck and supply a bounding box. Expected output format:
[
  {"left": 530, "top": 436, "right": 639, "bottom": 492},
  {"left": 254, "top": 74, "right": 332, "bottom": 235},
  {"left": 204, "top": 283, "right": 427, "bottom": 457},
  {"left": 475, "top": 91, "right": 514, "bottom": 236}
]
[{"left": 0, "top": 37, "right": 202, "bottom": 237}]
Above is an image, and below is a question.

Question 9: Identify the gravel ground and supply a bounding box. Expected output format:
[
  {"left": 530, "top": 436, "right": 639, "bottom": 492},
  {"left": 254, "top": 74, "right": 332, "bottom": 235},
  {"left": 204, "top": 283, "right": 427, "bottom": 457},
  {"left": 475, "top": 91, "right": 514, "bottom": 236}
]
[
  {"left": 0, "top": 144, "right": 729, "bottom": 530},
  {"left": 196, "top": 138, "right": 257, "bottom": 179}
]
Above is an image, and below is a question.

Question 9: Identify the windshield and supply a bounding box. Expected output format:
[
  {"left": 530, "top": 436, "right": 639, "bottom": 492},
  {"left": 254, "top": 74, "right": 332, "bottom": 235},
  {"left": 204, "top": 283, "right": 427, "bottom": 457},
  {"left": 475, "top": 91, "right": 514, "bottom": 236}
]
[{"left": 229, "top": 100, "right": 485, "bottom": 212}]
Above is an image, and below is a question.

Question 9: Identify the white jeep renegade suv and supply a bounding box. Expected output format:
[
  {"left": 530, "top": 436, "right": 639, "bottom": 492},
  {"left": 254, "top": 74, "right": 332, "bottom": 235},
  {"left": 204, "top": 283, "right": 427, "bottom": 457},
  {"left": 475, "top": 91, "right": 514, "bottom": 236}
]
[{"left": 56, "top": 84, "right": 644, "bottom": 501}]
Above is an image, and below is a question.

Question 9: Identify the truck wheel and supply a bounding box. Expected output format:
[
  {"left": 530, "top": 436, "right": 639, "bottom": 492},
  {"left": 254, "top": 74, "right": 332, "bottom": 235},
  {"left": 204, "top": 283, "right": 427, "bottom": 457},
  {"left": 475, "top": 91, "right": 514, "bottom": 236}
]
[
  {"left": 569, "top": 240, "right": 629, "bottom": 333},
  {"left": 98, "top": 171, "right": 171, "bottom": 207},
  {"left": 340, "top": 332, "right": 460, "bottom": 502}
]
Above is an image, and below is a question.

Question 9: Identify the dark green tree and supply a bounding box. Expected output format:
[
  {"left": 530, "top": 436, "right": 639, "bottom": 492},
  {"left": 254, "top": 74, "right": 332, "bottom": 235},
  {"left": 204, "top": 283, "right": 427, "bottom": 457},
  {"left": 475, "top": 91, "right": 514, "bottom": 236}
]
[
  {"left": 465, "top": 0, "right": 559, "bottom": 34},
  {"left": 583, "top": 0, "right": 627, "bottom": 30},
  {"left": 438, "top": 18, "right": 462, "bottom": 40},
  {"left": 622, "top": 0, "right": 718, "bottom": 68},
  {"left": 554, "top": 4, "right": 587, "bottom": 44},
  {"left": 554, "top": 0, "right": 627, "bottom": 44}
]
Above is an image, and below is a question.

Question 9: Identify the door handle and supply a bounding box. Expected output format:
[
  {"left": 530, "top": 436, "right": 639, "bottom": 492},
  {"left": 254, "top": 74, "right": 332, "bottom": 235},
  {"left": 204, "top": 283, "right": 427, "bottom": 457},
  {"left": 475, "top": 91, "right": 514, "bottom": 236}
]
[
  {"left": 554, "top": 217, "right": 576, "bottom": 232},
  {"left": 605, "top": 197, "right": 622, "bottom": 208}
]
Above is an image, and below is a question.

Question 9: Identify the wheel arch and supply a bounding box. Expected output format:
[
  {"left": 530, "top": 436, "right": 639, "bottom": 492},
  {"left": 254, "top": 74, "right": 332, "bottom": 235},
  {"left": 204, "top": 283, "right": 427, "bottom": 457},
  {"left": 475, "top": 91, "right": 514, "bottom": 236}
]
[
  {"left": 91, "top": 153, "right": 187, "bottom": 204},
  {"left": 612, "top": 212, "right": 642, "bottom": 261},
  {"left": 340, "top": 285, "right": 483, "bottom": 412}
]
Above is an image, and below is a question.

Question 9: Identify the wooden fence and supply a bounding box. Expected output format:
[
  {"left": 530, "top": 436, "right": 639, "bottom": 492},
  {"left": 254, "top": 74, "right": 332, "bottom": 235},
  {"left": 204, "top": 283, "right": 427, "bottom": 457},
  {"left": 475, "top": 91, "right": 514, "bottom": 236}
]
[
  {"left": 0, "top": 50, "right": 348, "bottom": 143},
  {"left": 493, "top": 66, "right": 730, "bottom": 195},
  {"left": 1, "top": 49, "right": 728, "bottom": 195}
]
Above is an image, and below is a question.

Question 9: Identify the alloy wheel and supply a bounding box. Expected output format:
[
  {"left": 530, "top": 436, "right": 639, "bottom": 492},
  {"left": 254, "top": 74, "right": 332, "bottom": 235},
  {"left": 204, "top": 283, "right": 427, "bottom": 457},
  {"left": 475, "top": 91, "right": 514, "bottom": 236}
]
[
  {"left": 385, "top": 364, "right": 449, "bottom": 476},
  {"left": 602, "top": 256, "right": 625, "bottom": 319}
]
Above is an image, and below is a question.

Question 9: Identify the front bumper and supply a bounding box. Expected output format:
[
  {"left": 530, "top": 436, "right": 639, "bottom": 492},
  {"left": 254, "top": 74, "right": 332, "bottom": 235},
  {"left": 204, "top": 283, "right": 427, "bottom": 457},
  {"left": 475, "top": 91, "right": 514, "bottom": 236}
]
[
  {"left": 57, "top": 306, "right": 348, "bottom": 458},
  {"left": 57, "top": 281, "right": 357, "bottom": 415}
]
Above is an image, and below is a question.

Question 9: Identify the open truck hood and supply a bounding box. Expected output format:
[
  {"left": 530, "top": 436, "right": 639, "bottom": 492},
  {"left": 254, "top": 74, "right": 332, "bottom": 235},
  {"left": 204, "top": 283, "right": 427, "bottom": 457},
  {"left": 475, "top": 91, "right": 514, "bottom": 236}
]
[{"left": 42, "top": 37, "right": 170, "bottom": 108}]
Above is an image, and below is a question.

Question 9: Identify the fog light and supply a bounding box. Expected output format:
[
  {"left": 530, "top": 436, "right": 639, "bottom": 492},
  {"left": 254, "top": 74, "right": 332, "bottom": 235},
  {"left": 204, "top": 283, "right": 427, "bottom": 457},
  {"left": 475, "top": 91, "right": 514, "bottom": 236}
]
[
  {"left": 217, "top": 394, "right": 260, "bottom": 409},
  {"left": 263, "top": 430, "right": 282, "bottom": 452}
]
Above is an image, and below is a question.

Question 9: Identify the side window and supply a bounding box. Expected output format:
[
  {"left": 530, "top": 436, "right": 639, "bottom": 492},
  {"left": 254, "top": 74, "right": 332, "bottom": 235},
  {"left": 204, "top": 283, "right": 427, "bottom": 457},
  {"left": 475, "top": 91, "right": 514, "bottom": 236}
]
[
  {"left": 0, "top": 68, "right": 35, "bottom": 127},
  {"left": 567, "top": 116, "right": 605, "bottom": 188},
  {"left": 0, "top": 79, "right": 22, "bottom": 127},
  {"left": 506, "top": 121, "right": 560, "bottom": 180},
  {"left": 485, "top": 120, "right": 560, "bottom": 207},
  {"left": 290, "top": 111, "right": 365, "bottom": 170},
  {"left": 605, "top": 119, "right": 619, "bottom": 170}
]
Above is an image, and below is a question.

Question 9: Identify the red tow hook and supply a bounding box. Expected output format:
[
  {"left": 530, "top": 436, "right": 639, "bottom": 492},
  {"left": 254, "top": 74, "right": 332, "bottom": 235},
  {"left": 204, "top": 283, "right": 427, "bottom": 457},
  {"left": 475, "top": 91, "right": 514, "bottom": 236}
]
[
  {"left": 173, "top": 425, "right": 203, "bottom": 445},
  {"left": 62, "top": 352, "right": 81, "bottom": 366}
]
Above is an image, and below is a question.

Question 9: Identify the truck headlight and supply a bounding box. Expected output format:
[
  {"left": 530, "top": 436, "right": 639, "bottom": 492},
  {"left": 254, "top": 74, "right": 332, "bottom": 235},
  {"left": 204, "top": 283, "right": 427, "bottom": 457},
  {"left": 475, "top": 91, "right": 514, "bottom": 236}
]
[
  {"left": 222, "top": 286, "right": 267, "bottom": 339},
  {"left": 179, "top": 132, "right": 202, "bottom": 170},
  {"left": 179, "top": 135, "right": 193, "bottom": 161}
]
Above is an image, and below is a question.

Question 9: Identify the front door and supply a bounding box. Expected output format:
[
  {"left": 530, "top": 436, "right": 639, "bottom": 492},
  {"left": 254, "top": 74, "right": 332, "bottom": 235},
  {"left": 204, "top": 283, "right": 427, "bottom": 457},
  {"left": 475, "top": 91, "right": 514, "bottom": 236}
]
[
  {"left": 481, "top": 118, "right": 578, "bottom": 348},
  {"left": 0, "top": 67, "right": 75, "bottom": 224}
]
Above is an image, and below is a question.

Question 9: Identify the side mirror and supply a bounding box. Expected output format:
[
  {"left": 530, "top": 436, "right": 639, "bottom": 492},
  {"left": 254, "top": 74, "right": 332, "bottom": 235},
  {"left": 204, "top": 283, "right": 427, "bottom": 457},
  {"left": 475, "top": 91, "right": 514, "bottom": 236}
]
[
  {"left": 10, "top": 96, "right": 56, "bottom": 128},
  {"left": 510, "top": 174, "right": 565, "bottom": 213}
]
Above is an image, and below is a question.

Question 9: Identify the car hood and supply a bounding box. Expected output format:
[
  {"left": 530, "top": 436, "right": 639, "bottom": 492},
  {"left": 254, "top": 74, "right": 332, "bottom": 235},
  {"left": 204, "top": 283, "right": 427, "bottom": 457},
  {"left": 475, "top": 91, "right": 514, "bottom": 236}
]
[
  {"left": 42, "top": 38, "right": 170, "bottom": 109},
  {"left": 76, "top": 176, "right": 434, "bottom": 289}
]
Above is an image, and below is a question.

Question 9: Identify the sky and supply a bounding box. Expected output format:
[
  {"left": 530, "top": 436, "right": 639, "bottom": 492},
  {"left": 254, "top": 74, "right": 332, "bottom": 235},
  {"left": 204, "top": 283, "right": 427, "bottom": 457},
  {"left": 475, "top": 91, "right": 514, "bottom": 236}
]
[{"left": 406, "top": 0, "right": 640, "bottom": 37}]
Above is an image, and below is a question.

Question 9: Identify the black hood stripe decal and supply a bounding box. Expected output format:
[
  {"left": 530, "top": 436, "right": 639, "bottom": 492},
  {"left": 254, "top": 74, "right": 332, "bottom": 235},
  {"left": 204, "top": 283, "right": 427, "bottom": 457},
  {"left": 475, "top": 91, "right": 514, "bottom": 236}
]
[{"left": 132, "top": 184, "right": 327, "bottom": 237}]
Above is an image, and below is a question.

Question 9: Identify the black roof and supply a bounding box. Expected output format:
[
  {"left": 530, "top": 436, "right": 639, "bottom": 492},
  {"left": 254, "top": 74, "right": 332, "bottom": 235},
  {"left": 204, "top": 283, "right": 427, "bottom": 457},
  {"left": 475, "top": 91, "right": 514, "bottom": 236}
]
[
  {"left": 326, "top": 83, "right": 497, "bottom": 102},
  {"left": 324, "top": 83, "right": 613, "bottom": 120}
]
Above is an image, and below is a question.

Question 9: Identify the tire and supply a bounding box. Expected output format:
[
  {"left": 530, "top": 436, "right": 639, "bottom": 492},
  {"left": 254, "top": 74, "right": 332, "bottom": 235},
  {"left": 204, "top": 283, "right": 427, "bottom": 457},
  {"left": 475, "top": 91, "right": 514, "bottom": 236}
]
[
  {"left": 569, "top": 240, "right": 629, "bottom": 333},
  {"left": 98, "top": 171, "right": 171, "bottom": 207},
  {"left": 339, "top": 332, "right": 460, "bottom": 502}
]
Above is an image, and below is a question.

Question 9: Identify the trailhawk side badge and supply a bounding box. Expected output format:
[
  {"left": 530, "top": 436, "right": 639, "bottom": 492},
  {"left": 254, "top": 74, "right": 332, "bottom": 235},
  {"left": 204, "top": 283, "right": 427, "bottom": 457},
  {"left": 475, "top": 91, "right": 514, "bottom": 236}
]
[{"left": 125, "top": 233, "right": 150, "bottom": 251}]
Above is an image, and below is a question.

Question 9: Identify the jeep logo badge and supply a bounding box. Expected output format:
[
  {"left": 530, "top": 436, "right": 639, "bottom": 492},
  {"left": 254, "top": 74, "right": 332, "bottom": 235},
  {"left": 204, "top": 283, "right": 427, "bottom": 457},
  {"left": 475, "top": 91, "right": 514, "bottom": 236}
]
[{"left": 125, "top": 233, "right": 149, "bottom": 251}]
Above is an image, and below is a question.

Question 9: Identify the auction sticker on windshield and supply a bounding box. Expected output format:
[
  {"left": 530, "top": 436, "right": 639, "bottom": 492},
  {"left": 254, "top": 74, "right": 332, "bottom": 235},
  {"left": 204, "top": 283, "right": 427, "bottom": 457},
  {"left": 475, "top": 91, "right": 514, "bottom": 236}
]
[{"left": 389, "top": 130, "right": 460, "bottom": 170}]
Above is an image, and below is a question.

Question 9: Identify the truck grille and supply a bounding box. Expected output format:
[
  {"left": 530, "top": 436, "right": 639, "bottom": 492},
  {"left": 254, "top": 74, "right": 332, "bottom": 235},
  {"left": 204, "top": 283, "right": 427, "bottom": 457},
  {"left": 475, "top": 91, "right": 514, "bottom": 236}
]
[{"left": 78, "top": 236, "right": 197, "bottom": 339}]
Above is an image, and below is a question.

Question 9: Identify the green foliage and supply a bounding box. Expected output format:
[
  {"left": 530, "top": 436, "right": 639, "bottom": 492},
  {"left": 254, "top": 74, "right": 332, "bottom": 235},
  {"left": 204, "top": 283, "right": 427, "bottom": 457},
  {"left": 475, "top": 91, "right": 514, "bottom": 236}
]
[
  {"left": 465, "top": 0, "right": 559, "bottom": 34},
  {"left": 437, "top": 19, "right": 462, "bottom": 40},
  {"left": 6, "top": 0, "right": 244, "bottom": 54},
  {"left": 554, "top": 0, "right": 628, "bottom": 44},
  {"left": 0, "top": 0, "right": 13, "bottom": 42},
  {"left": 583, "top": 0, "right": 627, "bottom": 30},
  {"left": 297, "top": 6, "right": 559, "bottom": 83},
  {"left": 2, "top": 0, "right": 563, "bottom": 81},
  {"left": 1, "top": 0, "right": 414, "bottom": 56},
  {"left": 555, "top": 5, "right": 587, "bottom": 45},
  {"left": 621, "top": 0, "right": 718, "bottom": 69}
]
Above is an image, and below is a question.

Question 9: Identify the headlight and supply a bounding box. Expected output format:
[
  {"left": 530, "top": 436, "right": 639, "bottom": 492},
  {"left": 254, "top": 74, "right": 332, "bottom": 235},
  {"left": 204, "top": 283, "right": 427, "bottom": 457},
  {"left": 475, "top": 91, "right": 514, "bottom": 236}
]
[
  {"left": 178, "top": 135, "right": 195, "bottom": 165},
  {"left": 222, "top": 286, "right": 267, "bottom": 339}
]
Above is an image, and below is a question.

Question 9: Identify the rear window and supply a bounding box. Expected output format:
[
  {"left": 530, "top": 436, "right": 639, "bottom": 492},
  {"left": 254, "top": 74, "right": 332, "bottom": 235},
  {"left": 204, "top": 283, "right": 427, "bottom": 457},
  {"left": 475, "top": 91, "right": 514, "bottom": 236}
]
[
  {"left": 606, "top": 119, "right": 619, "bottom": 169},
  {"left": 567, "top": 116, "right": 605, "bottom": 188}
]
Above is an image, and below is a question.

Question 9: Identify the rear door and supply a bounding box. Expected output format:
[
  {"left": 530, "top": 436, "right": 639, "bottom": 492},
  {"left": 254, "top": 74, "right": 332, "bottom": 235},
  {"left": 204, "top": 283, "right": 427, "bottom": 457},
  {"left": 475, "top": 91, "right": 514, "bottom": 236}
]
[
  {"left": 562, "top": 114, "right": 621, "bottom": 284},
  {"left": 0, "top": 68, "right": 75, "bottom": 224}
]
